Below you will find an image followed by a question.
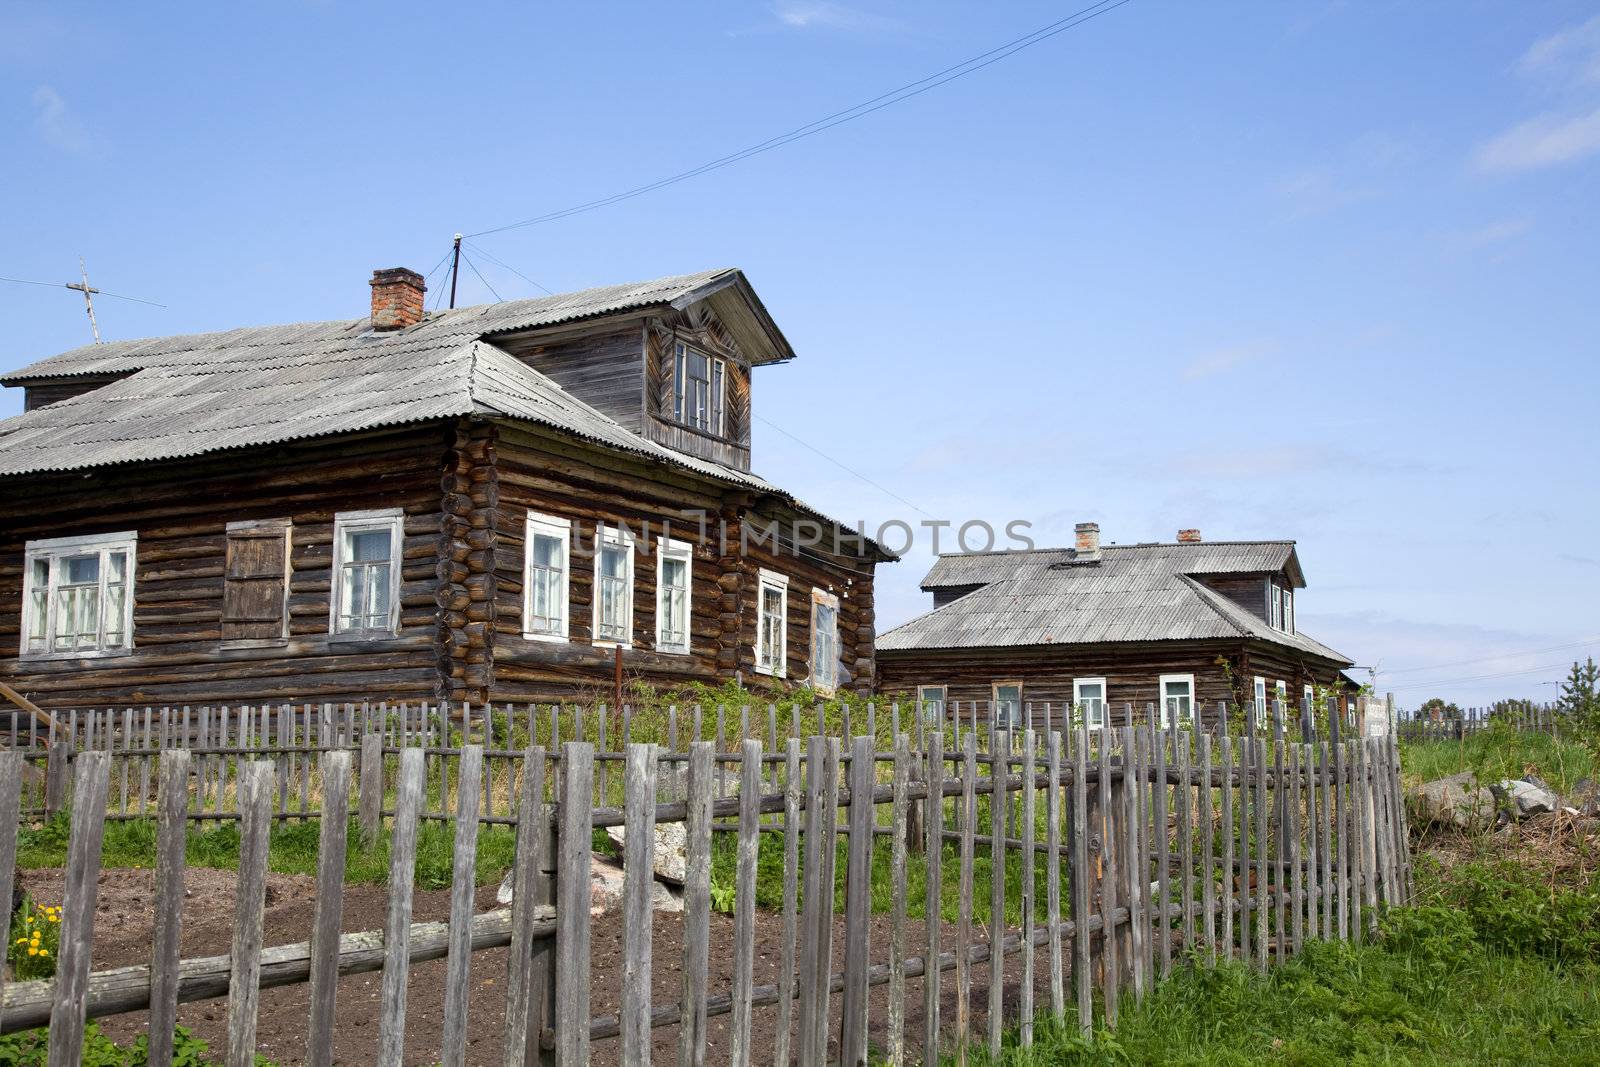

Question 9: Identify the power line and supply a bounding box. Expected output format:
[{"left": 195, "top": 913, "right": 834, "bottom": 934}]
[
  {"left": 459, "top": 249, "right": 505, "bottom": 303},
  {"left": 464, "top": 241, "right": 555, "bottom": 296},
  {"left": 753, "top": 412, "right": 932, "bottom": 519},
  {"left": 1385, "top": 661, "right": 1576, "bottom": 694},
  {"left": 467, "top": 0, "right": 1132, "bottom": 238},
  {"left": 1377, "top": 636, "right": 1600, "bottom": 677},
  {"left": 1, "top": 275, "right": 166, "bottom": 308}
]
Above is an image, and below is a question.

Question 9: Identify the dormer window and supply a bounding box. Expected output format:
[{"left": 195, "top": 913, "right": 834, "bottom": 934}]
[
  {"left": 673, "top": 342, "right": 725, "bottom": 436},
  {"left": 1265, "top": 579, "right": 1294, "bottom": 633}
]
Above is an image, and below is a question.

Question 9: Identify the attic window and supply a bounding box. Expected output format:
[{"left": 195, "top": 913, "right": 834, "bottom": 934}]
[{"left": 673, "top": 342, "right": 725, "bottom": 435}]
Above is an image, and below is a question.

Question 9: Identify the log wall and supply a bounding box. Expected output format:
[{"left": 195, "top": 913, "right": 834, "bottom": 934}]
[{"left": 0, "top": 425, "right": 451, "bottom": 708}]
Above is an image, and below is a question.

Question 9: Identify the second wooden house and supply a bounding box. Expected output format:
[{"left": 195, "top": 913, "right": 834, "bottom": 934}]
[{"left": 876, "top": 523, "right": 1356, "bottom": 731}]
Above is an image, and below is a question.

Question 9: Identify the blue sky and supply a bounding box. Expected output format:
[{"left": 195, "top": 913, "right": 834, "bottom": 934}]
[{"left": 3, "top": 2, "right": 1598, "bottom": 708}]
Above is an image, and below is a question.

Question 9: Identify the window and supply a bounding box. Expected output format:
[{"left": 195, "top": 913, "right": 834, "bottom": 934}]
[
  {"left": 992, "top": 682, "right": 1024, "bottom": 729},
  {"left": 755, "top": 569, "right": 788, "bottom": 676},
  {"left": 1158, "top": 674, "right": 1195, "bottom": 728},
  {"left": 673, "top": 342, "right": 726, "bottom": 435},
  {"left": 1303, "top": 683, "right": 1315, "bottom": 716},
  {"left": 917, "top": 685, "right": 947, "bottom": 723},
  {"left": 1274, "top": 680, "right": 1288, "bottom": 726},
  {"left": 655, "top": 537, "right": 693, "bottom": 654},
  {"left": 523, "top": 512, "right": 571, "bottom": 641},
  {"left": 22, "top": 531, "right": 137, "bottom": 656},
  {"left": 330, "top": 510, "right": 403, "bottom": 637},
  {"left": 1282, "top": 587, "right": 1294, "bottom": 633},
  {"left": 1253, "top": 676, "right": 1267, "bottom": 731},
  {"left": 810, "top": 588, "right": 840, "bottom": 694},
  {"left": 592, "top": 525, "right": 635, "bottom": 647},
  {"left": 1266, "top": 581, "right": 1282, "bottom": 629},
  {"left": 1072, "top": 677, "right": 1107, "bottom": 731},
  {"left": 223, "top": 519, "right": 290, "bottom": 643}
]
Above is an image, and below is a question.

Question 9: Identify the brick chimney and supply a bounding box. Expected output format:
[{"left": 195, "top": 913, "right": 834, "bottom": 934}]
[
  {"left": 369, "top": 267, "right": 426, "bottom": 331},
  {"left": 1177, "top": 529, "right": 1202, "bottom": 543},
  {"left": 1074, "top": 522, "right": 1100, "bottom": 561}
]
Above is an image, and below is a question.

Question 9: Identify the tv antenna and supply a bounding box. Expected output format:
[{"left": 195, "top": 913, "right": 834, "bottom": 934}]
[{"left": 0, "top": 258, "right": 167, "bottom": 344}]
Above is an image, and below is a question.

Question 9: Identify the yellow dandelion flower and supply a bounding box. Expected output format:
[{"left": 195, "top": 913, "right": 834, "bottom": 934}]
[
  {"left": 14, "top": 937, "right": 24, "bottom": 945},
  {"left": 26, "top": 948, "right": 37, "bottom": 957},
  {"left": 48, "top": 915, "right": 59, "bottom": 923},
  {"left": 38, "top": 949, "right": 48, "bottom": 957}
]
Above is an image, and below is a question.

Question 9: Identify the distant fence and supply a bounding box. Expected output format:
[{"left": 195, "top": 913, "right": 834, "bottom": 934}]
[
  {"left": 1394, "top": 702, "right": 1572, "bottom": 743},
  {"left": 0, "top": 700, "right": 1410, "bottom": 1066}
]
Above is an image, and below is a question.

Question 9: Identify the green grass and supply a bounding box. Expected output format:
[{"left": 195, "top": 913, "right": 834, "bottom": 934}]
[
  {"left": 1399, "top": 719, "right": 1596, "bottom": 795},
  {"left": 16, "top": 814, "right": 518, "bottom": 891}
]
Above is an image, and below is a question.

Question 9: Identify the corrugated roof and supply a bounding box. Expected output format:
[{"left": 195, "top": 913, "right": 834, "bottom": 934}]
[
  {"left": 0, "top": 268, "right": 880, "bottom": 554},
  {"left": 879, "top": 540, "right": 1348, "bottom": 663}
]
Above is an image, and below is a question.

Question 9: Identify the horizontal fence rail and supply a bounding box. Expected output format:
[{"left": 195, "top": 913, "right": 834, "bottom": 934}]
[{"left": 0, "top": 695, "right": 1412, "bottom": 1066}]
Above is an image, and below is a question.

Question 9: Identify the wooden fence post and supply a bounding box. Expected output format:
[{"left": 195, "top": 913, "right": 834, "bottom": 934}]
[
  {"left": 554, "top": 743, "right": 593, "bottom": 1067},
  {"left": 48, "top": 750, "right": 111, "bottom": 1067},
  {"left": 147, "top": 751, "right": 190, "bottom": 1067},
  {"left": 358, "top": 731, "right": 383, "bottom": 843},
  {"left": 378, "top": 748, "right": 425, "bottom": 1067},
  {"left": 840, "top": 735, "right": 875, "bottom": 1067},
  {"left": 306, "top": 751, "right": 352, "bottom": 1067},
  {"left": 0, "top": 752, "right": 23, "bottom": 1035},
  {"left": 225, "top": 760, "right": 274, "bottom": 1067}
]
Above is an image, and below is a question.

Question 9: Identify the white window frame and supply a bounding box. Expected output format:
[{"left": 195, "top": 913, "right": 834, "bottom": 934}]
[
  {"left": 810, "top": 588, "right": 841, "bottom": 694},
  {"left": 1072, "top": 676, "right": 1107, "bottom": 731},
  {"left": 1158, "top": 673, "right": 1195, "bottom": 729},
  {"left": 754, "top": 568, "right": 788, "bottom": 676},
  {"left": 1303, "top": 683, "right": 1315, "bottom": 716},
  {"left": 591, "top": 524, "right": 636, "bottom": 649},
  {"left": 916, "top": 685, "right": 947, "bottom": 724},
  {"left": 992, "top": 681, "right": 1024, "bottom": 729},
  {"left": 1274, "top": 680, "right": 1289, "bottom": 726},
  {"left": 329, "top": 508, "right": 404, "bottom": 638},
  {"left": 1253, "top": 676, "right": 1267, "bottom": 731},
  {"left": 21, "top": 530, "right": 138, "bottom": 658},
  {"left": 1267, "top": 581, "right": 1282, "bottom": 630},
  {"left": 673, "top": 341, "right": 726, "bottom": 436},
  {"left": 522, "top": 511, "right": 571, "bottom": 642},
  {"left": 1283, "top": 586, "right": 1294, "bottom": 633},
  {"left": 654, "top": 536, "right": 693, "bottom": 654}
]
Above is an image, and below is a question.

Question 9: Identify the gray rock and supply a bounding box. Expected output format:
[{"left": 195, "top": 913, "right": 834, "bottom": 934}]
[
  {"left": 1411, "top": 771, "right": 1496, "bottom": 830},
  {"left": 1492, "top": 779, "right": 1560, "bottom": 819},
  {"left": 496, "top": 854, "right": 684, "bottom": 915},
  {"left": 1569, "top": 778, "right": 1600, "bottom": 818},
  {"left": 605, "top": 821, "right": 688, "bottom": 885}
]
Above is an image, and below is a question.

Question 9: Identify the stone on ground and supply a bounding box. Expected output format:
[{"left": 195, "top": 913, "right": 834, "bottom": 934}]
[{"left": 1411, "top": 771, "right": 1496, "bottom": 830}]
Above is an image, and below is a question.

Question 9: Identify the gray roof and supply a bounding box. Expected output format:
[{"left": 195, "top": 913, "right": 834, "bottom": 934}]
[
  {"left": 879, "top": 541, "right": 1348, "bottom": 663},
  {"left": 0, "top": 268, "right": 879, "bottom": 552}
]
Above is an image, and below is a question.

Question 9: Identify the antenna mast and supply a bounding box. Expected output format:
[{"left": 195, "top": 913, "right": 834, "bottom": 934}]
[
  {"left": 63, "top": 257, "right": 101, "bottom": 344},
  {"left": 449, "top": 234, "right": 462, "bottom": 310}
]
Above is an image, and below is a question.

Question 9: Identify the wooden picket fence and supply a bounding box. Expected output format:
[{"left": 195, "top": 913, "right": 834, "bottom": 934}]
[
  {"left": 0, "top": 698, "right": 1411, "bottom": 1066},
  {"left": 1395, "top": 701, "right": 1566, "bottom": 743}
]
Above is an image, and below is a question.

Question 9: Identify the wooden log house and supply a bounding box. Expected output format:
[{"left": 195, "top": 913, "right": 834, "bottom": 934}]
[
  {"left": 0, "top": 267, "right": 892, "bottom": 709},
  {"left": 875, "top": 523, "right": 1357, "bottom": 730}
]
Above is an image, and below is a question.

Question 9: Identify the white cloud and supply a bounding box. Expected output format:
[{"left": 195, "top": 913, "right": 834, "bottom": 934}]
[
  {"left": 31, "top": 85, "right": 97, "bottom": 155},
  {"left": 1474, "top": 106, "right": 1600, "bottom": 173},
  {"left": 1518, "top": 13, "right": 1600, "bottom": 87},
  {"left": 1458, "top": 216, "right": 1533, "bottom": 248},
  {"left": 771, "top": 1, "right": 897, "bottom": 32},
  {"left": 1182, "top": 341, "right": 1277, "bottom": 381}
]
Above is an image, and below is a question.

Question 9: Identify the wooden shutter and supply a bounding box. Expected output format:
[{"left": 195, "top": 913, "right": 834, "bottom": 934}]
[{"left": 222, "top": 519, "right": 291, "bottom": 641}]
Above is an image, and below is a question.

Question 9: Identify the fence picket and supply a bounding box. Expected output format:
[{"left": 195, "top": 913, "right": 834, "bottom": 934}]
[
  {"left": 621, "top": 743, "right": 658, "bottom": 1066},
  {"left": 503, "top": 747, "right": 549, "bottom": 1067},
  {"left": 731, "top": 739, "right": 763, "bottom": 1067},
  {"left": 887, "top": 733, "right": 911, "bottom": 1066},
  {"left": 378, "top": 748, "right": 425, "bottom": 1067},
  {"left": 0, "top": 753, "right": 23, "bottom": 1035},
  {"left": 555, "top": 743, "right": 593, "bottom": 1067},
  {"left": 441, "top": 745, "right": 484, "bottom": 1067},
  {"left": 924, "top": 731, "right": 946, "bottom": 1065},
  {"left": 775, "top": 739, "right": 802, "bottom": 1067},
  {"left": 306, "top": 750, "right": 352, "bottom": 1067},
  {"left": 225, "top": 760, "right": 274, "bottom": 1067},
  {"left": 987, "top": 729, "right": 1007, "bottom": 1057},
  {"left": 956, "top": 732, "right": 977, "bottom": 1065},
  {"left": 680, "top": 741, "right": 713, "bottom": 1067}
]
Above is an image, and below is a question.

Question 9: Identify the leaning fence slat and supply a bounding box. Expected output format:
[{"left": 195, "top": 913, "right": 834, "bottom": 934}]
[
  {"left": 378, "top": 748, "right": 425, "bottom": 1067},
  {"left": 923, "top": 731, "right": 945, "bottom": 1066},
  {"left": 840, "top": 735, "right": 874, "bottom": 1067},
  {"left": 987, "top": 729, "right": 1007, "bottom": 1057},
  {"left": 796, "top": 735, "right": 828, "bottom": 1067},
  {"left": 1046, "top": 730, "right": 1064, "bottom": 1023},
  {"left": 679, "top": 741, "right": 714, "bottom": 1067},
  {"left": 1289, "top": 742, "right": 1305, "bottom": 957},
  {"left": 0, "top": 753, "right": 23, "bottom": 1035},
  {"left": 225, "top": 760, "right": 274, "bottom": 1067},
  {"left": 729, "top": 740, "right": 762, "bottom": 1066},
  {"left": 503, "top": 747, "right": 548, "bottom": 1067},
  {"left": 620, "top": 742, "right": 658, "bottom": 1066},
  {"left": 305, "top": 751, "right": 352, "bottom": 1067},
  {"left": 775, "top": 738, "right": 802, "bottom": 1067},
  {"left": 956, "top": 732, "right": 977, "bottom": 1063},
  {"left": 1071, "top": 726, "right": 1091, "bottom": 1036},
  {"left": 886, "top": 734, "right": 911, "bottom": 1065},
  {"left": 1019, "top": 729, "right": 1037, "bottom": 1047},
  {"left": 555, "top": 743, "right": 593, "bottom": 1067},
  {"left": 358, "top": 731, "right": 383, "bottom": 843},
  {"left": 441, "top": 745, "right": 484, "bottom": 1067},
  {"left": 1098, "top": 720, "right": 1120, "bottom": 1029}
]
